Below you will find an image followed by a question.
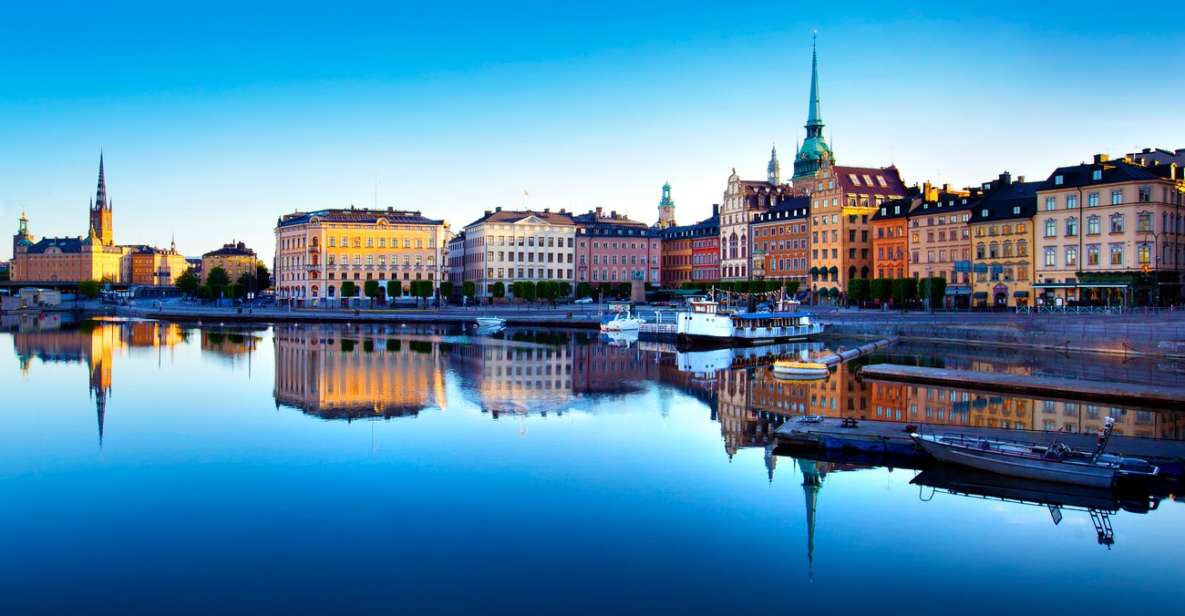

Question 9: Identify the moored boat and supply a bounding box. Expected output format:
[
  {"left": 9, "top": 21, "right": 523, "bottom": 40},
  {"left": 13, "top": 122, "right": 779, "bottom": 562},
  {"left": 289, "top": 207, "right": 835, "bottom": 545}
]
[
  {"left": 675, "top": 296, "right": 823, "bottom": 346},
  {"left": 475, "top": 317, "right": 506, "bottom": 328},
  {"left": 600, "top": 307, "right": 644, "bottom": 332},
  {"left": 772, "top": 360, "right": 830, "bottom": 379},
  {"left": 912, "top": 422, "right": 1159, "bottom": 488}
]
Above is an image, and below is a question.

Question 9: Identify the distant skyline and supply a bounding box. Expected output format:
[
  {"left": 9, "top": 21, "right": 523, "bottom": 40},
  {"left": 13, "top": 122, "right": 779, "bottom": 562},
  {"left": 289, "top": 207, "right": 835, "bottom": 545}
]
[{"left": 2, "top": 1, "right": 1183, "bottom": 263}]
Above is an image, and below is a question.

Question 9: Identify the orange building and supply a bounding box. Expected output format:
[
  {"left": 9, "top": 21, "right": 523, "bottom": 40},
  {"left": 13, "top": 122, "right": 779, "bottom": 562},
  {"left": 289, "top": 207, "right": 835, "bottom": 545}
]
[{"left": 870, "top": 193, "right": 912, "bottom": 280}]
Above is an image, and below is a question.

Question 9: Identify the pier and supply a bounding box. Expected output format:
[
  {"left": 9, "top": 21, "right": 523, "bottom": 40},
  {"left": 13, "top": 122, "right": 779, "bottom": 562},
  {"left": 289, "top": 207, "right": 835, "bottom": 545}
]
[{"left": 859, "top": 364, "right": 1185, "bottom": 409}]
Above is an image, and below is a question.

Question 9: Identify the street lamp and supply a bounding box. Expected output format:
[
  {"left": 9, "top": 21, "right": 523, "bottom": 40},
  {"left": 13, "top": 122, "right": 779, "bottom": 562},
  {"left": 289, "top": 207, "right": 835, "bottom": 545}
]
[{"left": 1141, "top": 228, "right": 1161, "bottom": 307}]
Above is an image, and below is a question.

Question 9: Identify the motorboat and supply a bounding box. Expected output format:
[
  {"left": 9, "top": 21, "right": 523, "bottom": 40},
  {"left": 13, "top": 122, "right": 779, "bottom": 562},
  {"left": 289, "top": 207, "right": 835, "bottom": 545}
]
[
  {"left": 912, "top": 418, "right": 1159, "bottom": 488},
  {"left": 475, "top": 317, "right": 506, "bottom": 328},
  {"left": 675, "top": 296, "right": 823, "bottom": 346},
  {"left": 600, "top": 307, "right": 644, "bottom": 332},
  {"left": 601, "top": 330, "right": 639, "bottom": 347},
  {"left": 772, "top": 360, "right": 830, "bottom": 379}
]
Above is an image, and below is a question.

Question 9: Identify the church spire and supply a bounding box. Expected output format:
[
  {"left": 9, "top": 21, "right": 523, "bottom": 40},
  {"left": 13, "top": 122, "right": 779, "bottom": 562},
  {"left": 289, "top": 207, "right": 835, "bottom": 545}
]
[
  {"left": 806, "top": 32, "right": 823, "bottom": 134},
  {"left": 767, "top": 144, "right": 781, "bottom": 185},
  {"left": 95, "top": 152, "right": 108, "bottom": 211}
]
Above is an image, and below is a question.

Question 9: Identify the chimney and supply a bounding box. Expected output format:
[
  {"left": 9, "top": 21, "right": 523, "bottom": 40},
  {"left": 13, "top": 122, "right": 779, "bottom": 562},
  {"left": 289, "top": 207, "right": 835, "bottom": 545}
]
[
  {"left": 484, "top": 210, "right": 492, "bottom": 217},
  {"left": 712, "top": 203, "right": 720, "bottom": 216},
  {"left": 941, "top": 183, "right": 950, "bottom": 193},
  {"left": 610, "top": 210, "right": 617, "bottom": 219},
  {"left": 595, "top": 206, "right": 603, "bottom": 218},
  {"left": 544, "top": 207, "right": 550, "bottom": 213},
  {"left": 495, "top": 206, "right": 502, "bottom": 212},
  {"left": 1017, "top": 175, "right": 1025, "bottom": 183},
  {"left": 999, "top": 171, "right": 1012, "bottom": 185},
  {"left": 1093, "top": 153, "right": 1109, "bottom": 164}
]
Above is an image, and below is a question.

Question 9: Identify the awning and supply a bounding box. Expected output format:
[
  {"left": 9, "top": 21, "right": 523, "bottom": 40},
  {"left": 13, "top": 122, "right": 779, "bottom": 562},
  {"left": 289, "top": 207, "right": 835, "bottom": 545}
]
[
  {"left": 1032, "top": 282, "right": 1131, "bottom": 289},
  {"left": 1013, "top": 290, "right": 1029, "bottom": 298},
  {"left": 945, "top": 285, "right": 972, "bottom": 296}
]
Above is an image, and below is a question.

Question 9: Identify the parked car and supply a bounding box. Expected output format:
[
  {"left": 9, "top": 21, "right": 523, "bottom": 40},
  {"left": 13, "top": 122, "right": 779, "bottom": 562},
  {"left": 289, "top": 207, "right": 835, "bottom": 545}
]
[{"left": 574, "top": 297, "right": 594, "bottom": 304}]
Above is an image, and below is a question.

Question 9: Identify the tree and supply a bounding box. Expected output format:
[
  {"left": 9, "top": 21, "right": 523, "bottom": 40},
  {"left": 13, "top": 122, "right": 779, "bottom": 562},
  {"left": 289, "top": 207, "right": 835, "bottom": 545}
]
[
  {"left": 237, "top": 272, "right": 258, "bottom": 296},
  {"left": 78, "top": 279, "right": 102, "bottom": 299},
  {"left": 576, "top": 282, "right": 593, "bottom": 299},
  {"left": 491, "top": 281, "right": 505, "bottom": 299},
  {"left": 597, "top": 283, "right": 612, "bottom": 300},
  {"left": 411, "top": 280, "right": 433, "bottom": 305},
  {"left": 439, "top": 281, "right": 454, "bottom": 303},
  {"left": 462, "top": 281, "right": 476, "bottom": 302},
  {"left": 386, "top": 280, "right": 402, "bottom": 298},
  {"left": 557, "top": 281, "right": 572, "bottom": 298},
  {"left": 518, "top": 281, "right": 537, "bottom": 301},
  {"left": 870, "top": 279, "right": 892, "bottom": 305},
  {"left": 846, "top": 278, "right": 870, "bottom": 307},
  {"left": 228, "top": 283, "right": 246, "bottom": 299},
  {"left": 175, "top": 269, "right": 199, "bottom": 296},
  {"left": 891, "top": 277, "right": 917, "bottom": 306},
  {"left": 255, "top": 262, "right": 271, "bottom": 290},
  {"left": 536, "top": 281, "right": 556, "bottom": 303},
  {"left": 784, "top": 281, "right": 801, "bottom": 297},
  {"left": 206, "top": 266, "right": 230, "bottom": 288},
  {"left": 341, "top": 281, "right": 357, "bottom": 299},
  {"left": 615, "top": 282, "right": 631, "bottom": 298},
  {"left": 920, "top": 277, "right": 947, "bottom": 309},
  {"left": 364, "top": 280, "right": 381, "bottom": 303}
]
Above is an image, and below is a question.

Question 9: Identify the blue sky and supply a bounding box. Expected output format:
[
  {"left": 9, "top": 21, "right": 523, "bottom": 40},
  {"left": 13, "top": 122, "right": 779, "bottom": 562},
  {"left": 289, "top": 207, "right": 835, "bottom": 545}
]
[{"left": 2, "top": 1, "right": 1182, "bottom": 262}]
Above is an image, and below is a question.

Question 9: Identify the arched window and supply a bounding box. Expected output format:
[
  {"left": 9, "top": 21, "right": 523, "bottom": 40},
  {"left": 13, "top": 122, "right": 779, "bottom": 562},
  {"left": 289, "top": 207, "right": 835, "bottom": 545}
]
[
  {"left": 1017, "top": 240, "right": 1028, "bottom": 257},
  {"left": 1044, "top": 218, "right": 1056, "bottom": 238},
  {"left": 989, "top": 242, "right": 999, "bottom": 259},
  {"left": 1066, "top": 216, "right": 1078, "bottom": 237},
  {"left": 1087, "top": 215, "right": 1100, "bottom": 235},
  {"left": 1002, "top": 240, "right": 1013, "bottom": 257},
  {"left": 976, "top": 242, "right": 985, "bottom": 259}
]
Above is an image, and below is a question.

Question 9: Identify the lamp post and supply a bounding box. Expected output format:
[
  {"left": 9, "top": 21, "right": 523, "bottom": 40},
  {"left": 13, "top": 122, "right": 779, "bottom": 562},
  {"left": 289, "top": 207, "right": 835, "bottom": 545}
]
[{"left": 1141, "top": 228, "right": 1161, "bottom": 307}]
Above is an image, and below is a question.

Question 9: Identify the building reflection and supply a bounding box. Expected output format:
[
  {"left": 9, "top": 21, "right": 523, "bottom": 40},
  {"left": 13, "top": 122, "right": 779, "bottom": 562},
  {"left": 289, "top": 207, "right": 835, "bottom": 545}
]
[
  {"left": 448, "top": 332, "right": 575, "bottom": 417},
  {"left": 10, "top": 318, "right": 185, "bottom": 442},
  {"left": 272, "top": 323, "right": 447, "bottom": 420}
]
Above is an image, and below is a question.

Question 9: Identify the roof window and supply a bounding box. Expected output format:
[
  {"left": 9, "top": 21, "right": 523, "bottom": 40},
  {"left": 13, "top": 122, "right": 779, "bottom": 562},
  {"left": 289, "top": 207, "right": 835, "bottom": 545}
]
[
  {"left": 1054, "top": 175, "right": 1064, "bottom": 185},
  {"left": 1092, "top": 169, "right": 1102, "bottom": 181},
  {"left": 849, "top": 174, "right": 860, "bottom": 186}
]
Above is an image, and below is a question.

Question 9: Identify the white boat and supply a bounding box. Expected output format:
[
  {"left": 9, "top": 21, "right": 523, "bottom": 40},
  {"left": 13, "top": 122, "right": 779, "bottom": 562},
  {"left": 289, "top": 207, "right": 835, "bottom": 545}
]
[
  {"left": 475, "top": 317, "right": 506, "bottom": 328},
  {"left": 601, "top": 330, "right": 639, "bottom": 347},
  {"left": 912, "top": 423, "right": 1159, "bottom": 488},
  {"left": 676, "top": 297, "right": 822, "bottom": 346},
  {"left": 772, "top": 360, "right": 830, "bottom": 379},
  {"left": 600, "top": 307, "right": 644, "bottom": 332}
]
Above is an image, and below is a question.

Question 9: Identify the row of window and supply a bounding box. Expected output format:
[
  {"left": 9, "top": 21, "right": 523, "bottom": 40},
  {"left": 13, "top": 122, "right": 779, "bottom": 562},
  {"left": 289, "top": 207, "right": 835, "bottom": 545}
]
[
  {"left": 1041, "top": 243, "right": 1155, "bottom": 268},
  {"left": 325, "top": 236, "right": 434, "bottom": 249}
]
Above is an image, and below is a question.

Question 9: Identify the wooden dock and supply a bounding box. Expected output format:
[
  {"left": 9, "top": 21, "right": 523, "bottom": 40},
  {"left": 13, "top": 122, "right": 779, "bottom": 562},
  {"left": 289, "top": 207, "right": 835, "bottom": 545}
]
[
  {"left": 859, "top": 363, "right": 1185, "bottom": 409},
  {"left": 774, "top": 416, "right": 1185, "bottom": 473}
]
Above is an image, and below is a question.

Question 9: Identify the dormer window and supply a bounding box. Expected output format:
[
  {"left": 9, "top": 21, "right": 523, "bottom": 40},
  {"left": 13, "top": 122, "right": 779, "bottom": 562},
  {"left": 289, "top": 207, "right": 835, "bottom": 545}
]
[
  {"left": 1012, "top": 206, "right": 1020, "bottom": 215},
  {"left": 894, "top": 206, "right": 901, "bottom": 215},
  {"left": 1092, "top": 169, "right": 1102, "bottom": 181},
  {"left": 849, "top": 174, "right": 860, "bottom": 186},
  {"left": 981, "top": 209, "right": 989, "bottom": 217},
  {"left": 880, "top": 207, "right": 887, "bottom": 216},
  {"left": 1054, "top": 175, "right": 1064, "bottom": 186},
  {"left": 877, "top": 176, "right": 888, "bottom": 188}
]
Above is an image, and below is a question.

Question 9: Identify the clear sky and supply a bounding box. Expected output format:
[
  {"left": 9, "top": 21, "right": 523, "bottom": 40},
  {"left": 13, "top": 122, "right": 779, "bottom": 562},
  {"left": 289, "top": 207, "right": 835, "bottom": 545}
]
[{"left": 2, "top": 1, "right": 1182, "bottom": 263}]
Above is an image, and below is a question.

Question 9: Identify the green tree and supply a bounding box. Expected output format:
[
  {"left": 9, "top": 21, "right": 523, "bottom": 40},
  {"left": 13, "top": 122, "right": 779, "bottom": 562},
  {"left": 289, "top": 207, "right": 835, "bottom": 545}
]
[
  {"left": 784, "top": 281, "right": 801, "bottom": 297},
  {"left": 411, "top": 280, "right": 433, "bottom": 305},
  {"left": 462, "top": 281, "right": 476, "bottom": 301},
  {"left": 340, "top": 281, "right": 357, "bottom": 299},
  {"left": 576, "top": 282, "right": 593, "bottom": 299},
  {"left": 364, "top": 280, "right": 381, "bottom": 303},
  {"left": 228, "top": 283, "right": 246, "bottom": 299},
  {"left": 615, "top": 282, "right": 631, "bottom": 298},
  {"left": 597, "top": 283, "right": 612, "bottom": 300},
  {"left": 439, "top": 281, "right": 454, "bottom": 302},
  {"left": 518, "top": 281, "right": 537, "bottom": 301},
  {"left": 491, "top": 281, "right": 505, "bottom": 299},
  {"left": 175, "top": 269, "right": 199, "bottom": 296},
  {"left": 255, "top": 262, "right": 271, "bottom": 290},
  {"left": 846, "top": 278, "right": 870, "bottom": 307},
  {"left": 891, "top": 277, "right": 918, "bottom": 306},
  {"left": 920, "top": 277, "right": 947, "bottom": 309},
  {"left": 870, "top": 279, "right": 892, "bottom": 304},
  {"left": 557, "top": 281, "right": 572, "bottom": 298},
  {"left": 536, "top": 281, "right": 555, "bottom": 302},
  {"left": 78, "top": 279, "right": 102, "bottom": 299},
  {"left": 237, "top": 272, "right": 258, "bottom": 296},
  {"left": 387, "top": 280, "right": 403, "bottom": 298},
  {"left": 206, "top": 266, "right": 230, "bottom": 288}
]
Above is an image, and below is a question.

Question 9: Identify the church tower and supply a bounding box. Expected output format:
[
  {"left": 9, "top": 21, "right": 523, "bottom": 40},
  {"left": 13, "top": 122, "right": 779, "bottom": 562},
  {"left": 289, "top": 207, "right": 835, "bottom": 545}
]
[
  {"left": 656, "top": 181, "right": 677, "bottom": 229},
  {"left": 89, "top": 153, "right": 114, "bottom": 246},
  {"left": 792, "top": 34, "right": 835, "bottom": 184},
  {"left": 767, "top": 145, "right": 781, "bottom": 185}
]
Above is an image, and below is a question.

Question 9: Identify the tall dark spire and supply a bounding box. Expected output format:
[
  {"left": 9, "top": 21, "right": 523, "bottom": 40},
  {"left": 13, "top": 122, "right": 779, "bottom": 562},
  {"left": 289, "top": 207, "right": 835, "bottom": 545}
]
[
  {"left": 94, "top": 152, "right": 109, "bottom": 211},
  {"left": 792, "top": 33, "right": 835, "bottom": 183}
]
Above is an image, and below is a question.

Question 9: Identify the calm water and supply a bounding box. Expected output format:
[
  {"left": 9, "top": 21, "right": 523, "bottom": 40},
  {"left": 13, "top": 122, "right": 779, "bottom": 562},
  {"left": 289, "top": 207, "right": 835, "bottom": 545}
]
[{"left": 1, "top": 316, "right": 1182, "bottom": 614}]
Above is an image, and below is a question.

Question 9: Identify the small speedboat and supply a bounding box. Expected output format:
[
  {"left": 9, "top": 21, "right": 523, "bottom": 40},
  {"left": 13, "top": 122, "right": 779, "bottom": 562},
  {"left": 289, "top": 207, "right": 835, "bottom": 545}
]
[
  {"left": 772, "top": 360, "right": 830, "bottom": 379},
  {"left": 912, "top": 427, "right": 1159, "bottom": 488},
  {"left": 600, "top": 308, "right": 644, "bottom": 332},
  {"left": 475, "top": 317, "right": 506, "bottom": 328}
]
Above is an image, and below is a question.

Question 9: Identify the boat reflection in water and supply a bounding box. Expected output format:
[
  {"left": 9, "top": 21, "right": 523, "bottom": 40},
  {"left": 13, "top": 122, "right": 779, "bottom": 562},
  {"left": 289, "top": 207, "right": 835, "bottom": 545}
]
[{"left": 911, "top": 465, "right": 1165, "bottom": 548}]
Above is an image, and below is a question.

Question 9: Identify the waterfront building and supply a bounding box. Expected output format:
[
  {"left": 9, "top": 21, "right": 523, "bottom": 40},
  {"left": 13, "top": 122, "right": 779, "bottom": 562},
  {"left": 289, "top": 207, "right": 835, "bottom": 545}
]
[
  {"left": 967, "top": 173, "right": 1040, "bottom": 308},
  {"left": 129, "top": 241, "right": 189, "bottom": 286},
  {"left": 201, "top": 241, "right": 259, "bottom": 284},
  {"left": 655, "top": 181, "right": 677, "bottom": 230},
  {"left": 11, "top": 155, "right": 181, "bottom": 286},
  {"left": 447, "top": 231, "right": 465, "bottom": 290},
  {"left": 719, "top": 156, "right": 796, "bottom": 281},
  {"left": 805, "top": 162, "right": 908, "bottom": 299},
  {"left": 659, "top": 206, "right": 719, "bottom": 287},
  {"left": 870, "top": 191, "right": 913, "bottom": 280},
  {"left": 461, "top": 207, "right": 576, "bottom": 299},
  {"left": 751, "top": 196, "right": 810, "bottom": 285},
  {"left": 902, "top": 183, "right": 978, "bottom": 307},
  {"left": 273, "top": 207, "right": 448, "bottom": 306},
  {"left": 573, "top": 207, "right": 661, "bottom": 286},
  {"left": 1033, "top": 154, "right": 1185, "bottom": 307},
  {"left": 272, "top": 324, "right": 448, "bottom": 420}
]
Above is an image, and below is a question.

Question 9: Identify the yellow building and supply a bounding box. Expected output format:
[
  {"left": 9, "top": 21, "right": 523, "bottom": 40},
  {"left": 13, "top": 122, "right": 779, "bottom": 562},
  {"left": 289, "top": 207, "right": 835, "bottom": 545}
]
[
  {"left": 10, "top": 155, "right": 184, "bottom": 286},
  {"left": 274, "top": 207, "right": 449, "bottom": 306},
  {"left": 201, "top": 241, "right": 259, "bottom": 284},
  {"left": 967, "top": 173, "right": 1039, "bottom": 308}
]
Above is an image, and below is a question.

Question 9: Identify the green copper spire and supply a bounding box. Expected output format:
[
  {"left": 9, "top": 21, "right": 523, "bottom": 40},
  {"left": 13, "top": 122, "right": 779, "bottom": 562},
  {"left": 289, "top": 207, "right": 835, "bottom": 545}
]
[
  {"left": 793, "top": 32, "right": 834, "bottom": 182},
  {"left": 806, "top": 33, "right": 823, "bottom": 130}
]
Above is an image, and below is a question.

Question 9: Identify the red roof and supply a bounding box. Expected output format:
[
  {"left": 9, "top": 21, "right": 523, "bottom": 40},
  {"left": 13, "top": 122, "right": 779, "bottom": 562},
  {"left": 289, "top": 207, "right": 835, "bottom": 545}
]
[{"left": 833, "top": 165, "right": 907, "bottom": 197}]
